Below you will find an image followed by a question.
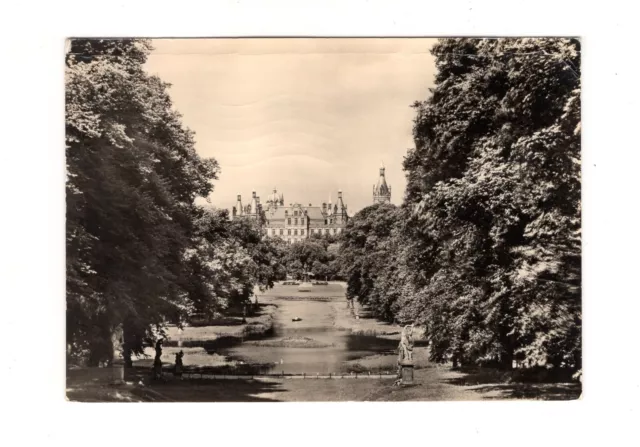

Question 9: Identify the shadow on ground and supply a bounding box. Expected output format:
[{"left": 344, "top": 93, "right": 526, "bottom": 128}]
[
  {"left": 444, "top": 367, "right": 582, "bottom": 400},
  {"left": 66, "top": 370, "right": 288, "bottom": 402},
  {"left": 133, "top": 379, "right": 286, "bottom": 402},
  {"left": 464, "top": 383, "right": 581, "bottom": 400}
]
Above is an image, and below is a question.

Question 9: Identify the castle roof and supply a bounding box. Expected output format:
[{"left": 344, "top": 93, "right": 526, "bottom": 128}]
[
  {"left": 374, "top": 167, "right": 391, "bottom": 196},
  {"left": 305, "top": 207, "right": 326, "bottom": 221},
  {"left": 267, "top": 208, "right": 287, "bottom": 220}
]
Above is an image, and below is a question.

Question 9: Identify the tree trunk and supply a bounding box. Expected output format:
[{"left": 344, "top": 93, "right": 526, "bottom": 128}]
[
  {"left": 122, "top": 343, "right": 133, "bottom": 368},
  {"left": 87, "top": 336, "right": 113, "bottom": 367},
  {"left": 121, "top": 324, "right": 136, "bottom": 368},
  {"left": 499, "top": 350, "right": 514, "bottom": 370}
]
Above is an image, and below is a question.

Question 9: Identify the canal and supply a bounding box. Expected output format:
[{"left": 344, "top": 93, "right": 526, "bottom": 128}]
[{"left": 220, "top": 283, "right": 402, "bottom": 374}]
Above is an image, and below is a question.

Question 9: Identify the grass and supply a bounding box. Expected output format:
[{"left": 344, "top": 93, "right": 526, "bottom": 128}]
[
  {"left": 163, "top": 304, "right": 277, "bottom": 343},
  {"left": 247, "top": 337, "right": 334, "bottom": 348}
]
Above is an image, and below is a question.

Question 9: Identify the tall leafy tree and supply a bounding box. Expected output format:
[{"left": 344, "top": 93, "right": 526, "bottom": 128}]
[
  {"left": 402, "top": 38, "right": 581, "bottom": 369},
  {"left": 66, "top": 39, "right": 218, "bottom": 365},
  {"left": 183, "top": 207, "right": 287, "bottom": 319},
  {"left": 338, "top": 203, "right": 406, "bottom": 321}
]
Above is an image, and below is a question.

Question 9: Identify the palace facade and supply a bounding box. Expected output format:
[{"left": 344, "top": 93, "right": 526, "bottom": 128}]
[
  {"left": 230, "top": 166, "right": 391, "bottom": 243},
  {"left": 231, "top": 188, "right": 349, "bottom": 243}
]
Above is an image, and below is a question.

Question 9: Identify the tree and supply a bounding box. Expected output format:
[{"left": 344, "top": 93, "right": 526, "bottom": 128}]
[
  {"left": 338, "top": 203, "right": 406, "bottom": 322},
  {"left": 184, "top": 207, "right": 288, "bottom": 319},
  {"left": 284, "top": 239, "right": 328, "bottom": 280},
  {"left": 401, "top": 38, "right": 581, "bottom": 370},
  {"left": 66, "top": 39, "right": 219, "bottom": 366}
]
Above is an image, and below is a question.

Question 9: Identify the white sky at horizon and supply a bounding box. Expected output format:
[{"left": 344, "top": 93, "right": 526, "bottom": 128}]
[{"left": 145, "top": 38, "right": 437, "bottom": 213}]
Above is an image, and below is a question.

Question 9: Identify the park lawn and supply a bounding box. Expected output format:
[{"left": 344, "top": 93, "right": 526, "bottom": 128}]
[{"left": 164, "top": 304, "right": 277, "bottom": 342}]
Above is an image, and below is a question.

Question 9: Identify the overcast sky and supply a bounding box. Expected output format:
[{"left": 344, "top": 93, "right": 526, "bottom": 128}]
[{"left": 145, "top": 38, "right": 437, "bottom": 213}]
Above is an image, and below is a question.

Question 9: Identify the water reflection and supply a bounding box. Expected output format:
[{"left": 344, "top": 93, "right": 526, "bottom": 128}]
[{"left": 222, "top": 310, "right": 404, "bottom": 374}]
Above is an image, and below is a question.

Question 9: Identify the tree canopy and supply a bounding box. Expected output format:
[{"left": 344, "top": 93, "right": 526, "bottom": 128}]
[
  {"left": 338, "top": 38, "right": 581, "bottom": 371},
  {"left": 65, "top": 39, "right": 285, "bottom": 366},
  {"left": 338, "top": 203, "right": 406, "bottom": 321}
]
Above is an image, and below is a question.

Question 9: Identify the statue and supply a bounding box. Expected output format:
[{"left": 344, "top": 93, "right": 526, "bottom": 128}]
[
  {"left": 174, "top": 350, "right": 184, "bottom": 378},
  {"left": 398, "top": 324, "right": 414, "bottom": 363},
  {"left": 396, "top": 325, "right": 414, "bottom": 384},
  {"left": 153, "top": 339, "right": 163, "bottom": 380}
]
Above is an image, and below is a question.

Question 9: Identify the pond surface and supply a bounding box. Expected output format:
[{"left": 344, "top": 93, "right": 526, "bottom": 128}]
[{"left": 221, "top": 287, "right": 400, "bottom": 374}]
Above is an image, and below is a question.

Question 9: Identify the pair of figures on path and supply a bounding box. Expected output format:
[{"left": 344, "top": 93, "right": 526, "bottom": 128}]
[{"left": 153, "top": 339, "right": 185, "bottom": 379}]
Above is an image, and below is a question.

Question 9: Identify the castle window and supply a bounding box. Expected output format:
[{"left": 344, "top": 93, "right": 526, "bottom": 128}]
[
  {"left": 332, "top": 228, "right": 336, "bottom": 234},
  {"left": 288, "top": 229, "right": 291, "bottom": 235},
  {"left": 324, "top": 219, "right": 328, "bottom": 225},
  {"left": 280, "top": 229, "right": 284, "bottom": 235},
  {"left": 295, "top": 218, "right": 298, "bottom": 225},
  {"left": 294, "top": 229, "right": 298, "bottom": 236},
  {"left": 294, "top": 210, "right": 298, "bottom": 217},
  {"left": 301, "top": 217, "right": 305, "bottom": 225},
  {"left": 301, "top": 229, "right": 305, "bottom": 236},
  {"left": 288, "top": 218, "right": 291, "bottom": 225}
]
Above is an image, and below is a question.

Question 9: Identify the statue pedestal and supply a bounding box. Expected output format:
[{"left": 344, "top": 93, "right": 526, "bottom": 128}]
[
  {"left": 111, "top": 361, "right": 125, "bottom": 385},
  {"left": 399, "top": 360, "right": 414, "bottom": 385}
]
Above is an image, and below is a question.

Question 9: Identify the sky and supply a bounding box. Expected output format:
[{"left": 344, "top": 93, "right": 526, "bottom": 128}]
[{"left": 145, "top": 38, "right": 437, "bottom": 213}]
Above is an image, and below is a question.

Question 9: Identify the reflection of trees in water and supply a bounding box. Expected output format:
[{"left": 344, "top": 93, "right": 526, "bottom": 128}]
[{"left": 345, "top": 334, "right": 398, "bottom": 354}]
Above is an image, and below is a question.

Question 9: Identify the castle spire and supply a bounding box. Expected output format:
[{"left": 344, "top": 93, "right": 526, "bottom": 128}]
[
  {"left": 249, "top": 190, "right": 258, "bottom": 214},
  {"left": 337, "top": 189, "right": 345, "bottom": 210},
  {"left": 373, "top": 164, "right": 391, "bottom": 204},
  {"left": 234, "top": 193, "right": 244, "bottom": 217}
]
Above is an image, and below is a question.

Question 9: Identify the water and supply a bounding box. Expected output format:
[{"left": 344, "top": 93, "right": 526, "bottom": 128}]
[{"left": 220, "top": 289, "right": 400, "bottom": 374}]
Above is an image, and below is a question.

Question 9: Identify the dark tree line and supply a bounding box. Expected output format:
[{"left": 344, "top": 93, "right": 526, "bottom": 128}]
[
  {"left": 339, "top": 38, "right": 581, "bottom": 373},
  {"left": 66, "top": 39, "right": 286, "bottom": 366},
  {"left": 280, "top": 234, "right": 342, "bottom": 281}
]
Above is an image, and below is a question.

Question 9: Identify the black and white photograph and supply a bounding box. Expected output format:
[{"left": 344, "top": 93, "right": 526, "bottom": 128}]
[{"left": 65, "top": 37, "right": 582, "bottom": 402}]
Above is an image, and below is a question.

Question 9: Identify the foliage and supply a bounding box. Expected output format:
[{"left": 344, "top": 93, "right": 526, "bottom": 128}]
[
  {"left": 284, "top": 239, "right": 328, "bottom": 279},
  {"left": 66, "top": 39, "right": 221, "bottom": 365},
  {"left": 339, "top": 38, "right": 581, "bottom": 372},
  {"left": 65, "top": 39, "right": 286, "bottom": 366},
  {"left": 338, "top": 203, "right": 408, "bottom": 322},
  {"left": 400, "top": 38, "right": 581, "bottom": 369}
]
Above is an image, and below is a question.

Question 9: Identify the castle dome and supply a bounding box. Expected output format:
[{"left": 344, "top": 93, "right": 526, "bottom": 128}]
[{"left": 267, "top": 187, "right": 279, "bottom": 203}]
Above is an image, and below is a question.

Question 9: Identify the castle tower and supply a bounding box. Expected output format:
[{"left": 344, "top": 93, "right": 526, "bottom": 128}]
[
  {"left": 373, "top": 165, "right": 391, "bottom": 204},
  {"left": 232, "top": 194, "right": 243, "bottom": 219},
  {"left": 249, "top": 190, "right": 258, "bottom": 214},
  {"left": 335, "top": 190, "right": 348, "bottom": 224}
]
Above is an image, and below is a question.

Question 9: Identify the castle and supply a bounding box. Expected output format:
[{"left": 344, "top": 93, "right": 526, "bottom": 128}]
[
  {"left": 231, "top": 188, "right": 349, "bottom": 244},
  {"left": 231, "top": 166, "right": 391, "bottom": 243}
]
